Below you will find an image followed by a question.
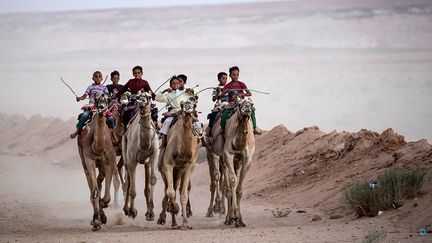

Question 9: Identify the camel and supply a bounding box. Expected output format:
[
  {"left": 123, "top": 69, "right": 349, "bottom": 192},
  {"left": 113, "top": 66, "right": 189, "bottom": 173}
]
[
  {"left": 122, "top": 92, "right": 159, "bottom": 221},
  {"left": 221, "top": 98, "right": 255, "bottom": 227},
  {"left": 77, "top": 94, "right": 116, "bottom": 231},
  {"left": 157, "top": 97, "right": 199, "bottom": 229},
  {"left": 205, "top": 115, "right": 226, "bottom": 217}
]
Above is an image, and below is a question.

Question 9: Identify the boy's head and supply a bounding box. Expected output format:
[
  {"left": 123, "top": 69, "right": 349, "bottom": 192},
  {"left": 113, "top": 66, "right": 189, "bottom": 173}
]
[
  {"left": 177, "top": 74, "right": 187, "bottom": 88},
  {"left": 132, "top": 66, "right": 143, "bottom": 79},
  {"left": 229, "top": 66, "right": 240, "bottom": 82},
  {"left": 169, "top": 76, "right": 179, "bottom": 90},
  {"left": 110, "top": 70, "right": 120, "bottom": 84},
  {"left": 92, "top": 71, "right": 103, "bottom": 84},
  {"left": 217, "top": 72, "right": 227, "bottom": 85}
]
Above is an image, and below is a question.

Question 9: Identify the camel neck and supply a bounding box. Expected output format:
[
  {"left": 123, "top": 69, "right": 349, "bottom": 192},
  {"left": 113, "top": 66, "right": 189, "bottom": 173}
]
[
  {"left": 139, "top": 107, "right": 153, "bottom": 150},
  {"left": 92, "top": 113, "right": 107, "bottom": 155},
  {"left": 233, "top": 113, "right": 249, "bottom": 150},
  {"left": 180, "top": 114, "right": 194, "bottom": 153}
]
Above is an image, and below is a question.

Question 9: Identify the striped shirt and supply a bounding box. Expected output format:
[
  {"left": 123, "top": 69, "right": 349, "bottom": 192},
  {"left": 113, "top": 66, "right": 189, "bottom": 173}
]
[{"left": 84, "top": 84, "right": 108, "bottom": 104}]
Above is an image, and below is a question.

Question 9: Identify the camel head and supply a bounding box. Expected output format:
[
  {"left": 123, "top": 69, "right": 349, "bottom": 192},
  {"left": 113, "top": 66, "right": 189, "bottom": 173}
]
[
  {"left": 180, "top": 96, "right": 197, "bottom": 115},
  {"left": 120, "top": 91, "right": 131, "bottom": 106},
  {"left": 238, "top": 98, "right": 254, "bottom": 119},
  {"left": 95, "top": 93, "right": 109, "bottom": 113},
  {"left": 136, "top": 91, "right": 152, "bottom": 115}
]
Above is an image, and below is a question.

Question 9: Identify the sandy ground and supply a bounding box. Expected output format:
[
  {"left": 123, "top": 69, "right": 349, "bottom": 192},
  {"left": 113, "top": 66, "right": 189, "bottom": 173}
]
[{"left": 0, "top": 154, "right": 430, "bottom": 243}]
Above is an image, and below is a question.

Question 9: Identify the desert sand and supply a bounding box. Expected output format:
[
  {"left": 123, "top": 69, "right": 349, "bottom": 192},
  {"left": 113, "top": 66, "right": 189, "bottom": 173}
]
[{"left": 0, "top": 113, "right": 431, "bottom": 242}]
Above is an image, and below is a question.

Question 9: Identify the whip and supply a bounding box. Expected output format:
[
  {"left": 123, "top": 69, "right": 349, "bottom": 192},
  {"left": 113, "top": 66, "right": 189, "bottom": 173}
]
[
  {"left": 60, "top": 77, "right": 78, "bottom": 98},
  {"left": 154, "top": 75, "right": 176, "bottom": 94}
]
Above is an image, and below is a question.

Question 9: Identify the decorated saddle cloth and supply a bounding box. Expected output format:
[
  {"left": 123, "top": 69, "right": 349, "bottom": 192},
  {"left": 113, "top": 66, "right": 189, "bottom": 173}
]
[{"left": 78, "top": 104, "right": 113, "bottom": 126}]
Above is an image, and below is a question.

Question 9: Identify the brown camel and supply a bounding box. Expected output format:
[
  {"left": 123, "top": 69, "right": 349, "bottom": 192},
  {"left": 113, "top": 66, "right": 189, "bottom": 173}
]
[
  {"left": 77, "top": 94, "right": 116, "bottom": 231},
  {"left": 157, "top": 97, "right": 199, "bottom": 229},
  {"left": 221, "top": 98, "right": 255, "bottom": 227},
  {"left": 205, "top": 115, "right": 226, "bottom": 217},
  {"left": 122, "top": 92, "right": 159, "bottom": 221}
]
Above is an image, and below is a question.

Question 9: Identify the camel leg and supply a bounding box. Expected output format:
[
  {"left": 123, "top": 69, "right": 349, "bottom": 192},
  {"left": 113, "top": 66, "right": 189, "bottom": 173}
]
[
  {"left": 157, "top": 172, "right": 168, "bottom": 225},
  {"left": 223, "top": 151, "right": 237, "bottom": 225},
  {"left": 162, "top": 162, "right": 176, "bottom": 227},
  {"left": 179, "top": 163, "right": 195, "bottom": 229},
  {"left": 235, "top": 159, "right": 251, "bottom": 227},
  {"left": 186, "top": 181, "right": 193, "bottom": 218},
  {"left": 122, "top": 164, "right": 132, "bottom": 217},
  {"left": 170, "top": 169, "right": 182, "bottom": 228},
  {"left": 219, "top": 162, "right": 226, "bottom": 215},
  {"left": 113, "top": 158, "right": 121, "bottom": 208},
  {"left": 100, "top": 159, "right": 114, "bottom": 209},
  {"left": 85, "top": 159, "right": 102, "bottom": 231},
  {"left": 97, "top": 169, "right": 105, "bottom": 191},
  {"left": 150, "top": 140, "right": 158, "bottom": 186},
  {"left": 144, "top": 162, "right": 155, "bottom": 221},
  {"left": 127, "top": 161, "right": 138, "bottom": 219},
  {"left": 117, "top": 156, "right": 127, "bottom": 195},
  {"left": 206, "top": 153, "right": 216, "bottom": 217},
  {"left": 213, "top": 155, "right": 222, "bottom": 214},
  {"left": 157, "top": 148, "right": 168, "bottom": 225}
]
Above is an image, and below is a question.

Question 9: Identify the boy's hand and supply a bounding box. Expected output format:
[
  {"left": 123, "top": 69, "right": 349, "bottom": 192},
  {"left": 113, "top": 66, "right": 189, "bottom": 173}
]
[
  {"left": 75, "top": 96, "right": 81, "bottom": 102},
  {"left": 185, "top": 88, "right": 194, "bottom": 94},
  {"left": 163, "top": 88, "right": 173, "bottom": 93}
]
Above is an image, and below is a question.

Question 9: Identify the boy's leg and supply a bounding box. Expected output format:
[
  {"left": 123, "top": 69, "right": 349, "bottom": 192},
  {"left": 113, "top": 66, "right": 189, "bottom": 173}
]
[
  {"left": 151, "top": 103, "right": 158, "bottom": 125},
  {"left": 251, "top": 111, "right": 262, "bottom": 135},
  {"left": 220, "top": 109, "right": 231, "bottom": 131},
  {"left": 70, "top": 110, "right": 90, "bottom": 138},
  {"left": 208, "top": 111, "right": 217, "bottom": 129},
  {"left": 122, "top": 109, "right": 132, "bottom": 128},
  {"left": 159, "top": 117, "right": 173, "bottom": 148},
  {"left": 106, "top": 115, "right": 116, "bottom": 129}
]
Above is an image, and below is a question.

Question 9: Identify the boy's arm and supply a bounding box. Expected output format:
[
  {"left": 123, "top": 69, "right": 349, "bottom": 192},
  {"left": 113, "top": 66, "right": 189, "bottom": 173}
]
[
  {"left": 239, "top": 82, "right": 251, "bottom": 98},
  {"left": 115, "top": 81, "right": 129, "bottom": 99},
  {"left": 212, "top": 87, "right": 221, "bottom": 102},
  {"left": 155, "top": 91, "right": 168, "bottom": 103},
  {"left": 76, "top": 85, "right": 91, "bottom": 102}
]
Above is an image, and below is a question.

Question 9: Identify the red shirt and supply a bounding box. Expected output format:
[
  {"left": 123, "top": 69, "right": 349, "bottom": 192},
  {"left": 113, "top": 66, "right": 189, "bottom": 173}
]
[
  {"left": 116, "top": 78, "right": 155, "bottom": 100},
  {"left": 223, "top": 80, "right": 248, "bottom": 102}
]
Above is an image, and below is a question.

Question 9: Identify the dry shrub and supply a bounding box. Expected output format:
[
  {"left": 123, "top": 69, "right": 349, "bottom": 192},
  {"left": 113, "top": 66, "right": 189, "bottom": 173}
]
[{"left": 345, "top": 167, "right": 424, "bottom": 217}]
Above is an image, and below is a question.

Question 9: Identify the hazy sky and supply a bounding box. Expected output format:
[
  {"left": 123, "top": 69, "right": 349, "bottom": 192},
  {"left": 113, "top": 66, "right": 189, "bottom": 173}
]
[
  {"left": 0, "top": 0, "right": 431, "bottom": 142},
  {"left": 0, "top": 0, "right": 279, "bottom": 13}
]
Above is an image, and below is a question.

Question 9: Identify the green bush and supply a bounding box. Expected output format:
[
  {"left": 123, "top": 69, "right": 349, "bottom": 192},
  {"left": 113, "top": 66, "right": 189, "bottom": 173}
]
[{"left": 345, "top": 168, "right": 425, "bottom": 217}]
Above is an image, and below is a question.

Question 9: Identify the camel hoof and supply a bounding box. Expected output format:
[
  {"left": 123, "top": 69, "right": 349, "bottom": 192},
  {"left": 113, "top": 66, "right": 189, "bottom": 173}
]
[
  {"left": 91, "top": 218, "right": 101, "bottom": 231},
  {"left": 100, "top": 213, "right": 107, "bottom": 224},
  {"left": 130, "top": 208, "right": 138, "bottom": 218},
  {"left": 213, "top": 206, "right": 220, "bottom": 214},
  {"left": 92, "top": 224, "right": 102, "bottom": 231},
  {"left": 206, "top": 210, "right": 214, "bottom": 218},
  {"left": 145, "top": 211, "right": 155, "bottom": 221},
  {"left": 157, "top": 217, "right": 166, "bottom": 225},
  {"left": 235, "top": 219, "right": 246, "bottom": 228},
  {"left": 228, "top": 219, "right": 235, "bottom": 225},
  {"left": 123, "top": 207, "right": 130, "bottom": 216}
]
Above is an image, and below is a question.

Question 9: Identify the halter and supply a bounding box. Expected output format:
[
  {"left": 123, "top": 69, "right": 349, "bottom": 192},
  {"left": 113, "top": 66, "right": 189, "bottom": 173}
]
[
  {"left": 236, "top": 98, "right": 253, "bottom": 134},
  {"left": 95, "top": 94, "right": 109, "bottom": 114}
]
